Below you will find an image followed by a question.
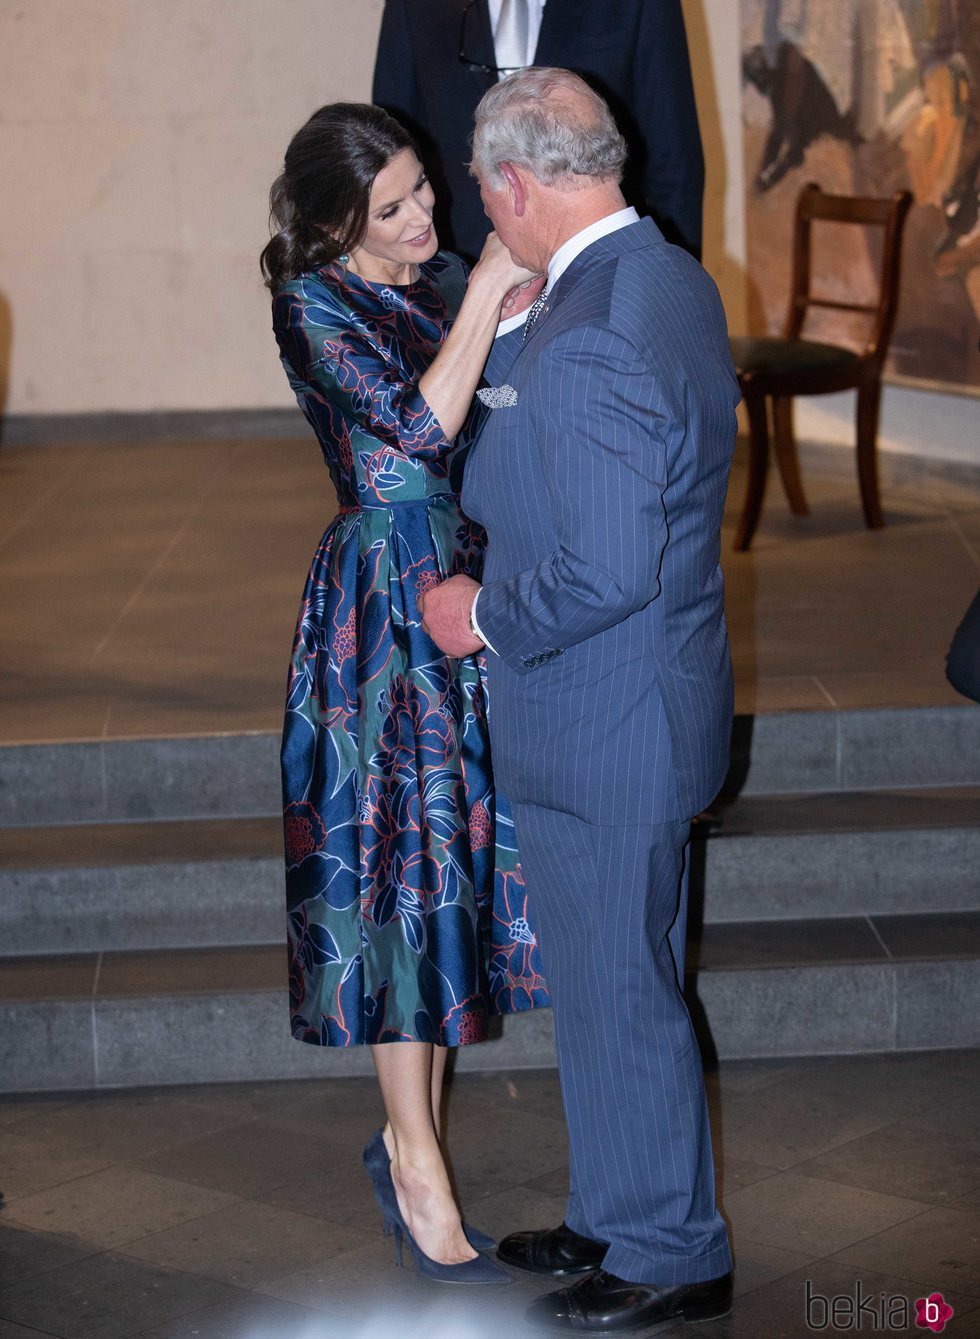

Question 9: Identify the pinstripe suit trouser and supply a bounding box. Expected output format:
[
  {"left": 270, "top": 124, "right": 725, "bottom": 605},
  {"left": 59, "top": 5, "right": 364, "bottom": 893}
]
[{"left": 512, "top": 803, "right": 732, "bottom": 1286}]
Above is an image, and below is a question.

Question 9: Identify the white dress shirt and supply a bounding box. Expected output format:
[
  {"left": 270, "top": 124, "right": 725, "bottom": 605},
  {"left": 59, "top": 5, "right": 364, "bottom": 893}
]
[
  {"left": 489, "top": 0, "right": 546, "bottom": 73},
  {"left": 471, "top": 206, "right": 642, "bottom": 649}
]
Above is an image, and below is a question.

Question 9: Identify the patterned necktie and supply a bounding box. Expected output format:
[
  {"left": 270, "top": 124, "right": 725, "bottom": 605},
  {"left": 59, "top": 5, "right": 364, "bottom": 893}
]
[
  {"left": 523, "top": 288, "right": 549, "bottom": 340},
  {"left": 494, "top": 0, "right": 530, "bottom": 72}
]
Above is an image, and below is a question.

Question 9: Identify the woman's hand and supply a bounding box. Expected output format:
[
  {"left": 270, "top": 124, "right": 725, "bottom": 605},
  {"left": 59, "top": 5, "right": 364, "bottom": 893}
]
[
  {"left": 470, "top": 231, "right": 541, "bottom": 300},
  {"left": 416, "top": 234, "right": 541, "bottom": 439},
  {"left": 502, "top": 273, "right": 548, "bottom": 319}
]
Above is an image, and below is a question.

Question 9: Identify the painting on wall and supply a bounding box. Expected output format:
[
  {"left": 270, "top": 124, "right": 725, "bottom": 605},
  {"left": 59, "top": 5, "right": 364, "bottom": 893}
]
[{"left": 740, "top": 0, "right": 980, "bottom": 394}]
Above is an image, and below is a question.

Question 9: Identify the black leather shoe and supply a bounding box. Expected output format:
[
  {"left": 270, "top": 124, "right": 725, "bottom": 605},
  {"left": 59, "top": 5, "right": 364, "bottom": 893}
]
[
  {"left": 525, "top": 1267, "right": 734, "bottom": 1332},
  {"left": 497, "top": 1222, "right": 608, "bottom": 1276}
]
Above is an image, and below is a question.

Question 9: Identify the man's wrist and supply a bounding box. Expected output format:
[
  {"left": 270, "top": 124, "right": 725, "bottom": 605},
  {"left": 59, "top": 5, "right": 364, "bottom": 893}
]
[{"left": 469, "top": 588, "right": 495, "bottom": 653}]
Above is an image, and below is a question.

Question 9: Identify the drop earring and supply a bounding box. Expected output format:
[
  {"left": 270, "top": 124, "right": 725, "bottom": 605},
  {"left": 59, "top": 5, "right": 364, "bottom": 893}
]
[{"left": 338, "top": 251, "right": 350, "bottom": 266}]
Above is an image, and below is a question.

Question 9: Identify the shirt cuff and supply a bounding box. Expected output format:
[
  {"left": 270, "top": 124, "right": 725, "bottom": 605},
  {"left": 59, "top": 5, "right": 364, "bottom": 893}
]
[
  {"left": 470, "top": 589, "right": 496, "bottom": 654},
  {"left": 495, "top": 309, "right": 528, "bottom": 339}
]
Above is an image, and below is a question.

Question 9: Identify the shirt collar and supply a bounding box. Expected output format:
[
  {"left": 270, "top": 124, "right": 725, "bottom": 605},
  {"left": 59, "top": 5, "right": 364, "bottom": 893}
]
[
  {"left": 547, "top": 206, "right": 640, "bottom": 291},
  {"left": 493, "top": 206, "right": 641, "bottom": 342}
]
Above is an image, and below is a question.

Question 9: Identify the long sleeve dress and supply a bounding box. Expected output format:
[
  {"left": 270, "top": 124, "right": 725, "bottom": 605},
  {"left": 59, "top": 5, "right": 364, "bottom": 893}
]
[{"left": 272, "top": 252, "right": 549, "bottom": 1047}]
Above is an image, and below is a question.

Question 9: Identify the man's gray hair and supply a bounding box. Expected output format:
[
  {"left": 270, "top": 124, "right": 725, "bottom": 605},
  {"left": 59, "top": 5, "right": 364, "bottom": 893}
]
[{"left": 471, "top": 67, "right": 627, "bottom": 189}]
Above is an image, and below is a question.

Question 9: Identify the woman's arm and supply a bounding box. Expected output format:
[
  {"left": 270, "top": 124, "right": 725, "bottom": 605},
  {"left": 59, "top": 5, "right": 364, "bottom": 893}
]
[
  {"left": 418, "top": 234, "right": 538, "bottom": 438},
  {"left": 273, "top": 241, "right": 538, "bottom": 460}
]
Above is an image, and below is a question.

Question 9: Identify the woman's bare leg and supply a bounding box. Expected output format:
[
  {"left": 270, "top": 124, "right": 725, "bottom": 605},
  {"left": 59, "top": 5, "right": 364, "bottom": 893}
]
[
  {"left": 372, "top": 1041, "right": 475, "bottom": 1264},
  {"left": 430, "top": 1043, "right": 449, "bottom": 1137}
]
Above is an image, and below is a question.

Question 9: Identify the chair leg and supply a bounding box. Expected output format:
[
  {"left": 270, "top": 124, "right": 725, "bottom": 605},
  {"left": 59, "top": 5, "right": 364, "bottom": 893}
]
[
  {"left": 856, "top": 378, "right": 885, "bottom": 529},
  {"left": 772, "top": 396, "right": 809, "bottom": 515},
  {"left": 735, "top": 390, "right": 770, "bottom": 551}
]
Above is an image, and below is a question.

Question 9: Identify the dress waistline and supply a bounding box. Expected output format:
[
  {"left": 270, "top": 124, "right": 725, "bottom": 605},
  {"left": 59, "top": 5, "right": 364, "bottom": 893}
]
[{"left": 336, "top": 492, "right": 458, "bottom": 515}]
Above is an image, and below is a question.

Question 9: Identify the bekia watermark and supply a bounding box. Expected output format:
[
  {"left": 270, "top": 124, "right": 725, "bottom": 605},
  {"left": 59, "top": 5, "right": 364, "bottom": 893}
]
[{"left": 805, "top": 1280, "right": 955, "bottom": 1331}]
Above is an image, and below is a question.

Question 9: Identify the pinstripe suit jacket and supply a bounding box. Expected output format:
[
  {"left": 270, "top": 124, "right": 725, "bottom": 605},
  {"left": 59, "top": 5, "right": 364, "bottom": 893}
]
[{"left": 461, "top": 218, "right": 738, "bottom": 825}]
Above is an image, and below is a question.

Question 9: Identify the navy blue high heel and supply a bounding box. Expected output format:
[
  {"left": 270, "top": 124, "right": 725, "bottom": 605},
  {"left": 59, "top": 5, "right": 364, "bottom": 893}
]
[
  {"left": 362, "top": 1130, "right": 509, "bottom": 1284},
  {"left": 363, "top": 1129, "right": 497, "bottom": 1252}
]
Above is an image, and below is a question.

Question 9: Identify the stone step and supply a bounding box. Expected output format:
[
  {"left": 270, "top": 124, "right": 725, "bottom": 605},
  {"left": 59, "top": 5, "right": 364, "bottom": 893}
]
[
  {"left": 2, "top": 705, "right": 978, "bottom": 827},
  {"left": 0, "top": 818, "right": 284, "bottom": 956},
  {"left": 2, "top": 788, "right": 977, "bottom": 956},
  {"left": 2, "top": 914, "right": 978, "bottom": 1092},
  {"left": 701, "top": 787, "right": 980, "bottom": 921}
]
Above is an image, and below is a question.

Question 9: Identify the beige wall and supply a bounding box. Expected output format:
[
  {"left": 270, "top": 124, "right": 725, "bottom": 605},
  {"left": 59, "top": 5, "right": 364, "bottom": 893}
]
[
  {"left": 0, "top": 0, "right": 973, "bottom": 460},
  {"left": 0, "top": 0, "right": 385, "bottom": 415}
]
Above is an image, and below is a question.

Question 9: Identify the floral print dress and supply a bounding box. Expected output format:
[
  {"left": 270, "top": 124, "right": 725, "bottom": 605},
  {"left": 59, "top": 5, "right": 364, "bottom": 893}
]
[{"left": 273, "top": 252, "right": 549, "bottom": 1047}]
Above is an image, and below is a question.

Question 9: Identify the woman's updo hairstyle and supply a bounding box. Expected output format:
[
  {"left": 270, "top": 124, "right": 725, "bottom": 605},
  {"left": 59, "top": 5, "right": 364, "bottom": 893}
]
[{"left": 260, "top": 103, "right": 418, "bottom": 291}]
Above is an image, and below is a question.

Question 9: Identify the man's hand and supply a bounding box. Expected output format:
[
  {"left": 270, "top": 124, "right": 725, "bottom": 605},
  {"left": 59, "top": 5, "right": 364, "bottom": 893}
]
[{"left": 418, "top": 574, "right": 484, "bottom": 658}]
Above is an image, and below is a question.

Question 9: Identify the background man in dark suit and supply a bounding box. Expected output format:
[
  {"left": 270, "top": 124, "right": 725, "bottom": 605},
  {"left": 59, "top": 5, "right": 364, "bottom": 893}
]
[{"left": 373, "top": 0, "right": 705, "bottom": 261}]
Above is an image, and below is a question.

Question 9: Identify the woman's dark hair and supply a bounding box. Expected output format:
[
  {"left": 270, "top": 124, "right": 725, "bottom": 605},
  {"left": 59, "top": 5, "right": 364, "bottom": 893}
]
[{"left": 260, "top": 103, "right": 418, "bottom": 291}]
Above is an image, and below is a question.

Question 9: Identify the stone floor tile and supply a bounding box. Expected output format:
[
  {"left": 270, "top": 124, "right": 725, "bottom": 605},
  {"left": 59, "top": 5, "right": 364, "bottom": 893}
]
[
  {"left": 722, "top": 1171, "right": 930, "bottom": 1258},
  {"left": 817, "top": 668, "right": 967, "bottom": 710},
  {"left": 795, "top": 1120, "right": 980, "bottom": 1208},
  {"left": 253, "top": 1156, "right": 387, "bottom": 1236},
  {"left": 1, "top": 1167, "right": 239, "bottom": 1250},
  {"left": 737, "top": 1049, "right": 977, "bottom": 1124},
  {"left": 261, "top": 1234, "right": 547, "bottom": 1337},
  {"left": 831, "top": 1205, "right": 980, "bottom": 1293},
  {"left": 130, "top": 1119, "right": 349, "bottom": 1199},
  {"left": 118, "top": 1197, "right": 375, "bottom": 1290},
  {"left": 444, "top": 1107, "right": 570, "bottom": 1202},
  {"left": 0, "top": 1252, "right": 241, "bottom": 1339},
  {"left": 713, "top": 1078, "right": 898, "bottom": 1170},
  {"left": 444, "top": 1068, "right": 568, "bottom": 1125},
  {"left": 0, "top": 1130, "right": 111, "bottom": 1202},
  {"left": 707, "top": 1058, "right": 802, "bottom": 1096},
  {"left": 910, "top": 1081, "right": 980, "bottom": 1139},
  {"left": 729, "top": 1238, "right": 814, "bottom": 1299},
  {"left": 715, "top": 1157, "right": 781, "bottom": 1198},
  {"left": 159, "top": 1078, "right": 363, "bottom": 1125},
  {"left": 5, "top": 1091, "right": 244, "bottom": 1167},
  {"left": 132, "top": 1293, "right": 328, "bottom": 1339},
  {"left": 0, "top": 1222, "right": 102, "bottom": 1290},
  {"left": 0, "top": 1095, "right": 71, "bottom": 1131},
  {"left": 734, "top": 674, "right": 835, "bottom": 714},
  {"left": 442, "top": 1184, "right": 569, "bottom": 1243},
  {"left": 520, "top": 1164, "right": 570, "bottom": 1200},
  {"left": 255, "top": 1084, "right": 387, "bottom": 1147},
  {"left": 0, "top": 1320, "right": 64, "bottom": 1338},
  {"left": 1, "top": 441, "right": 978, "bottom": 746}
]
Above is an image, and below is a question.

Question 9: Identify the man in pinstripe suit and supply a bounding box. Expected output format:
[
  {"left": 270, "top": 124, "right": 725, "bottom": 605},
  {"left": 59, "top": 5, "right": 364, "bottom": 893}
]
[{"left": 419, "top": 68, "right": 736, "bottom": 1331}]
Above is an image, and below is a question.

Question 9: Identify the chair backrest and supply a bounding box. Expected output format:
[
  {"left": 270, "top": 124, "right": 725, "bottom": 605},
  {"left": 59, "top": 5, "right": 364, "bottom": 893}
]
[{"left": 784, "top": 182, "right": 913, "bottom": 364}]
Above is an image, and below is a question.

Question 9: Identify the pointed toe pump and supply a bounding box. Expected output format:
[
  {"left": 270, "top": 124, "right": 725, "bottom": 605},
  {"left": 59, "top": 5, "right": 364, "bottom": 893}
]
[{"left": 362, "top": 1130, "right": 509, "bottom": 1285}]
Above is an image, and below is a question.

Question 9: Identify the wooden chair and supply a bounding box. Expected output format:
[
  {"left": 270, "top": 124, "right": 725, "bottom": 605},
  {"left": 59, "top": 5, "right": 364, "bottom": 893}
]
[{"left": 730, "top": 181, "right": 913, "bottom": 551}]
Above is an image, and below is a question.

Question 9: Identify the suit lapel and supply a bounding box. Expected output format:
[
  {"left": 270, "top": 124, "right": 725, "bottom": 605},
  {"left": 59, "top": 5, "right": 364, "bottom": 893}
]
[{"left": 496, "top": 220, "right": 657, "bottom": 367}]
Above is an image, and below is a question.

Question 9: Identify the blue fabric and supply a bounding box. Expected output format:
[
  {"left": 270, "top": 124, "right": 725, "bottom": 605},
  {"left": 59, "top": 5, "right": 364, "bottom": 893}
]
[
  {"left": 512, "top": 807, "right": 732, "bottom": 1285},
  {"left": 463, "top": 218, "right": 738, "bottom": 825},
  {"left": 273, "top": 253, "right": 549, "bottom": 1047}
]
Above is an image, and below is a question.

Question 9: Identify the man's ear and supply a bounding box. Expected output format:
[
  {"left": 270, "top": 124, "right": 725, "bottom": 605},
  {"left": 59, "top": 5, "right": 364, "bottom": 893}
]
[{"left": 500, "top": 162, "right": 527, "bottom": 218}]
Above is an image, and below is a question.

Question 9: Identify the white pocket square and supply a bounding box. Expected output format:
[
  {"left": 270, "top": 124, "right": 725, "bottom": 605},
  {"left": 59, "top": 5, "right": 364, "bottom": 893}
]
[{"left": 476, "top": 384, "right": 518, "bottom": 409}]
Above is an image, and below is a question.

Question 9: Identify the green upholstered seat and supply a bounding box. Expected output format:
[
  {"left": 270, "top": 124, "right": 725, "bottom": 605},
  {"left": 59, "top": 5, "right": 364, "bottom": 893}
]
[{"left": 730, "top": 336, "right": 859, "bottom": 377}]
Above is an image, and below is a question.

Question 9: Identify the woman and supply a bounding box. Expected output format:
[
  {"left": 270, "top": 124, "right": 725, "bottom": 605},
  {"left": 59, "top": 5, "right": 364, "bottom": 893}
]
[{"left": 261, "top": 103, "right": 549, "bottom": 1284}]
